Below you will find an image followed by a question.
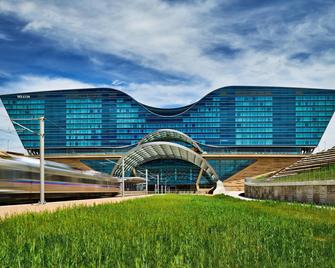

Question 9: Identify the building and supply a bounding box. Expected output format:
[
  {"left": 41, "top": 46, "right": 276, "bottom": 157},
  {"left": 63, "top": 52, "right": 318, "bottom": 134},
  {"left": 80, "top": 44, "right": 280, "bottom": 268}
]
[{"left": 1, "top": 86, "right": 335, "bottom": 190}]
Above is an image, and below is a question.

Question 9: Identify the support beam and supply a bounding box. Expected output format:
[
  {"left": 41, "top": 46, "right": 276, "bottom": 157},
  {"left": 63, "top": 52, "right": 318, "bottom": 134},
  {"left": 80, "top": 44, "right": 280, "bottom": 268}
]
[{"left": 196, "top": 168, "right": 204, "bottom": 192}]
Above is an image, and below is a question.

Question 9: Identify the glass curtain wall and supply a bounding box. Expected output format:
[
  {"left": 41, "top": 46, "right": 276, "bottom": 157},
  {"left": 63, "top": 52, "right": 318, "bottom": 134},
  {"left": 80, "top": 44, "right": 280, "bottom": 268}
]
[{"left": 1, "top": 86, "right": 335, "bottom": 154}]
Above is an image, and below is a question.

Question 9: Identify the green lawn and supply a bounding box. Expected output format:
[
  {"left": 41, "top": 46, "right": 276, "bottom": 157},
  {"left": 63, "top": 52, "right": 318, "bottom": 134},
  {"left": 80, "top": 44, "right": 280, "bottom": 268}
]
[
  {"left": 0, "top": 195, "right": 334, "bottom": 267},
  {"left": 268, "top": 164, "right": 335, "bottom": 183}
]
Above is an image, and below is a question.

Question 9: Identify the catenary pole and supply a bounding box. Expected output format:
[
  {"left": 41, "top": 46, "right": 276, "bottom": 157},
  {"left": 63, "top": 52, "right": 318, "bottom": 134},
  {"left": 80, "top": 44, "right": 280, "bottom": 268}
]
[
  {"left": 145, "top": 169, "right": 148, "bottom": 194},
  {"left": 11, "top": 118, "right": 46, "bottom": 204},
  {"left": 122, "top": 158, "right": 125, "bottom": 197},
  {"left": 39, "top": 117, "right": 45, "bottom": 204}
]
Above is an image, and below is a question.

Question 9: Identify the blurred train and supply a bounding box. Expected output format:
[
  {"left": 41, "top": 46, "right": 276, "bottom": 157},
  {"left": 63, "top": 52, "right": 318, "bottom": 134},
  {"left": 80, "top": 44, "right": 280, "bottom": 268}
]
[{"left": 0, "top": 153, "right": 120, "bottom": 204}]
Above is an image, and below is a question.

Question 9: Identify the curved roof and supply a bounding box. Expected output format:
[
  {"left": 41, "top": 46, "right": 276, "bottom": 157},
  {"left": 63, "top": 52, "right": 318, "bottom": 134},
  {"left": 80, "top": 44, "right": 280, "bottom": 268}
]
[
  {"left": 111, "top": 141, "right": 218, "bottom": 181},
  {"left": 138, "top": 129, "right": 203, "bottom": 153},
  {"left": 3, "top": 86, "right": 334, "bottom": 118}
]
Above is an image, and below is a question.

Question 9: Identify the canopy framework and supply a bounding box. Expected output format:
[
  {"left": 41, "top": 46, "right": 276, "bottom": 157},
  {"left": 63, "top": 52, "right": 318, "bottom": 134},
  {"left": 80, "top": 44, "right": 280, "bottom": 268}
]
[
  {"left": 111, "top": 142, "right": 219, "bottom": 188},
  {"left": 138, "top": 129, "right": 203, "bottom": 153}
]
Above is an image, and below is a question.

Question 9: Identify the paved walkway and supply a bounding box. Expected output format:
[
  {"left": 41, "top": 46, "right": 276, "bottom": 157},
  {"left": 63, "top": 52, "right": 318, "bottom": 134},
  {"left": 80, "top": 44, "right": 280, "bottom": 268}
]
[
  {"left": 223, "top": 190, "right": 253, "bottom": 201},
  {"left": 0, "top": 194, "right": 152, "bottom": 219}
]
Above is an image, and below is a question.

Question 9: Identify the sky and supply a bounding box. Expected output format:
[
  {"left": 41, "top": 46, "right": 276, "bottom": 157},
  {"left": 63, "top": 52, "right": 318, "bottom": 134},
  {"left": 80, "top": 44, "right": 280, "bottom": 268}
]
[
  {"left": 0, "top": 0, "right": 334, "bottom": 108},
  {"left": 0, "top": 99, "right": 27, "bottom": 154}
]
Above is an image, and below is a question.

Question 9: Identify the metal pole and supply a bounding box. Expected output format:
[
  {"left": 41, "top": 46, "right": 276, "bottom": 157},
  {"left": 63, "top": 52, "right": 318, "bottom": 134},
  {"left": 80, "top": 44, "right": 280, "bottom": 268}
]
[
  {"left": 157, "top": 174, "right": 159, "bottom": 194},
  {"left": 122, "top": 158, "right": 125, "bottom": 197},
  {"left": 39, "top": 117, "right": 45, "bottom": 204},
  {"left": 145, "top": 169, "right": 148, "bottom": 194}
]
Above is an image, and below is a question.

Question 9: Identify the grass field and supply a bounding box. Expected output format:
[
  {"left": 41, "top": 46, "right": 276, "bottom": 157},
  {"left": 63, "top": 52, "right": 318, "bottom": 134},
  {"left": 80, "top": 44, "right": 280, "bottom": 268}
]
[
  {"left": 269, "top": 164, "right": 335, "bottom": 183},
  {"left": 0, "top": 195, "right": 334, "bottom": 267}
]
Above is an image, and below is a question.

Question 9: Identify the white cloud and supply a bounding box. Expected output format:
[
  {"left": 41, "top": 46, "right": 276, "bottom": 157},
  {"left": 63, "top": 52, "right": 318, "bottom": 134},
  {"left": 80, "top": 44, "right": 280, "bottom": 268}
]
[
  {"left": 22, "top": 20, "right": 52, "bottom": 32},
  {"left": 0, "top": 75, "right": 96, "bottom": 94},
  {"left": 0, "top": 0, "right": 221, "bottom": 80},
  {"left": 0, "top": 32, "right": 11, "bottom": 41},
  {"left": 0, "top": 0, "right": 334, "bottom": 106},
  {"left": 0, "top": 74, "right": 206, "bottom": 107},
  {"left": 124, "top": 81, "right": 210, "bottom": 107}
]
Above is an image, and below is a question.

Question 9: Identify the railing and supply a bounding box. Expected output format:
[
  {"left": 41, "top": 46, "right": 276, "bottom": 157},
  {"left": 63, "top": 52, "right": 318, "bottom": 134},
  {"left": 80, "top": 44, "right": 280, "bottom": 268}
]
[
  {"left": 121, "top": 190, "right": 200, "bottom": 195},
  {"left": 40, "top": 151, "right": 307, "bottom": 157}
]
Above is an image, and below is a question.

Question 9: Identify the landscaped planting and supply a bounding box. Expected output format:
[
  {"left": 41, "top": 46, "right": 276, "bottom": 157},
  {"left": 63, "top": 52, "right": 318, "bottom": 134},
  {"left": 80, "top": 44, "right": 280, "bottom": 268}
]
[
  {"left": 0, "top": 195, "right": 334, "bottom": 267},
  {"left": 268, "top": 164, "right": 335, "bottom": 183}
]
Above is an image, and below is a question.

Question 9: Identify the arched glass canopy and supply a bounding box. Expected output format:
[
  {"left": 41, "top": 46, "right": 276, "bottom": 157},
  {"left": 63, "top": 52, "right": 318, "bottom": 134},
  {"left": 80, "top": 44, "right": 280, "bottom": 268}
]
[
  {"left": 111, "top": 141, "right": 218, "bottom": 182},
  {"left": 138, "top": 129, "right": 203, "bottom": 153}
]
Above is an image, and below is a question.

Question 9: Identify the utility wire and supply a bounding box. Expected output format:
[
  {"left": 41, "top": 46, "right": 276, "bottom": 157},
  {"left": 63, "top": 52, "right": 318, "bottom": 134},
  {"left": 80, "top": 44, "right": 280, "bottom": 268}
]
[{"left": 45, "top": 118, "right": 67, "bottom": 132}]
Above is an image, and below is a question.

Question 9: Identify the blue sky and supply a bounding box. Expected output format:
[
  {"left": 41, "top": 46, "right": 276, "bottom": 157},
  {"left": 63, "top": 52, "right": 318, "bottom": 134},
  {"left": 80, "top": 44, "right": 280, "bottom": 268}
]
[{"left": 0, "top": 0, "right": 335, "bottom": 107}]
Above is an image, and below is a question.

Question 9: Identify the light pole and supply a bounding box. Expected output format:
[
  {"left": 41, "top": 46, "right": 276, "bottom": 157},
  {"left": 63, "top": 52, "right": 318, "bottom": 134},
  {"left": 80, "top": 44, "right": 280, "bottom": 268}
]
[{"left": 157, "top": 174, "right": 160, "bottom": 194}]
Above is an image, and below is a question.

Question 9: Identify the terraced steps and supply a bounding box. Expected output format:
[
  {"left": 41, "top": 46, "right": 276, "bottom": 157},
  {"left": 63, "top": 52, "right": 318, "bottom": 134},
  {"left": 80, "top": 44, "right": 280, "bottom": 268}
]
[
  {"left": 272, "top": 147, "right": 335, "bottom": 179},
  {"left": 224, "top": 157, "right": 301, "bottom": 191}
]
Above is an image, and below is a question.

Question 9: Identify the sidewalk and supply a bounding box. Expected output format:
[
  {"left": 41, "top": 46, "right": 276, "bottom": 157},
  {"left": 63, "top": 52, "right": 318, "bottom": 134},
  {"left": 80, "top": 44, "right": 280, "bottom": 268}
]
[
  {"left": 0, "top": 194, "right": 152, "bottom": 219},
  {"left": 222, "top": 190, "right": 334, "bottom": 209},
  {"left": 223, "top": 190, "right": 254, "bottom": 201}
]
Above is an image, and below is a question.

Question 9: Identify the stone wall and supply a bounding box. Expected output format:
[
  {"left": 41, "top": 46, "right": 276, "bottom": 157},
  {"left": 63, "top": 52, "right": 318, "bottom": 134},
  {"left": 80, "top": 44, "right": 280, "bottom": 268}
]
[{"left": 244, "top": 179, "right": 335, "bottom": 205}]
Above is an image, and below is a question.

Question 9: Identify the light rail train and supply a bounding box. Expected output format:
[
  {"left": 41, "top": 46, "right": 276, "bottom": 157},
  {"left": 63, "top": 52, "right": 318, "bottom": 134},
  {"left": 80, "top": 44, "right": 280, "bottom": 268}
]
[{"left": 0, "top": 154, "right": 120, "bottom": 204}]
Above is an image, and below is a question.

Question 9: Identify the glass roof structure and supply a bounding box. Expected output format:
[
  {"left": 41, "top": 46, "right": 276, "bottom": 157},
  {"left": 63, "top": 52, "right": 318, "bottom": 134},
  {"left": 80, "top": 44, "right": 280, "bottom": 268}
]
[
  {"left": 138, "top": 129, "right": 203, "bottom": 153},
  {"left": 112, "top": 141, "right": 218, "bottom": 183}
]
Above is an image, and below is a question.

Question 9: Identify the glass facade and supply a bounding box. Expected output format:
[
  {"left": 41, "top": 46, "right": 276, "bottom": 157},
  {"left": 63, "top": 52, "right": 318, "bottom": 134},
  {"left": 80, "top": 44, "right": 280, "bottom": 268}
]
[
  {"left": 83, "top": 159, "right": 217, "bottom": 188},
  {"left": 207, "top": 159, "right": 255, "bottom": 179},
  {"left": 138, "top": 159, "right": 211, "bottom": 189},
  {"left": 1, "top": 86, "right": 334, "bottom": 155},
  {"left": 1, "top": 86, "right": 334, "bottom": 186}
]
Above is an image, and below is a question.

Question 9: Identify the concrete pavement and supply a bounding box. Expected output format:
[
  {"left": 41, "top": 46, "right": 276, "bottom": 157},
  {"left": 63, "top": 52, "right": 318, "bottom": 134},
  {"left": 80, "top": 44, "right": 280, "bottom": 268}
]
[{"left": 0, "top": 194, "right": 152, "bottom": 219}]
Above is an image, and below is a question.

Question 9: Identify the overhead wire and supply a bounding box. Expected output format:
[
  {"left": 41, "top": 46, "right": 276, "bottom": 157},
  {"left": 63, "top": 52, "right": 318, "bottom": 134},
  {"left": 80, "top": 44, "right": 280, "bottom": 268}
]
[{"left": 0, "top": 114, "right": 160, "bottom": 178}]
